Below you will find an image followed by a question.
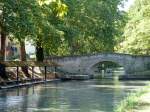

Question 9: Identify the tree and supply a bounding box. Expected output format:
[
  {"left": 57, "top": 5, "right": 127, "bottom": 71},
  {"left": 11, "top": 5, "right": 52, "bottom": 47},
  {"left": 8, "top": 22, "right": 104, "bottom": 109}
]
[
  {"left": 0, "top": 1, "right": 7, "bottom": 61},
  {"left": 1, "top": 0, "right": 42, "bottom": 76},
  {"left": 34, "top": 0, "right": 68, "bottom": 58},
  {"left": 59, "top": 0, "right": 125, "bottom": 55},
  {"left": 1, "top": 0, "right": 38, "bottom": 60},
  {"left": 36, "top": 0, "right": 125, "bottom": 56},
  {"left": 1, "top": 0, "right": 68, "bottom": 62},
  {"left": 118, "top": 0, "right": 150, "bottom": 55}
]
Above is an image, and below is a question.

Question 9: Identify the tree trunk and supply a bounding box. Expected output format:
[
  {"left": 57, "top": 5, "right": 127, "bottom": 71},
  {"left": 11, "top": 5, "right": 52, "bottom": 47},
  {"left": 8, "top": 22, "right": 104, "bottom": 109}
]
[
  {"left": 0, "top": 31, "right": 6, "bottom": 61},
  {"left": 20, "top": 41, "right": 26, "bottom": 61},
  {"left": 0, "top": 31, "right": 8, "bottom": 80},
  {"left": 20, "top": 41, "right": 30, "bottom": 78},
  {"left": 36, "top": 41, "right": 44, "bottom": 62}
]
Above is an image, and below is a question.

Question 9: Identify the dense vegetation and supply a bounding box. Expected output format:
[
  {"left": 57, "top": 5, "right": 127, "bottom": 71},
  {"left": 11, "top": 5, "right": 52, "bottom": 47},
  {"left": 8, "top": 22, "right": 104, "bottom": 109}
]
[
  {"left": 49, "top": 0, "right": 125, "bottom": 55},
  {"left": 0, "top": 0, "right": 68, "bottom": 61},
  {"left": 0, "top": 0, "right": 150, "bottom": 62},
  {"left": 0, "top": 0, "right": 126, "bottom": 61},
  {"left": 117, "top": 0, "right": 150, "bottom": 55}
]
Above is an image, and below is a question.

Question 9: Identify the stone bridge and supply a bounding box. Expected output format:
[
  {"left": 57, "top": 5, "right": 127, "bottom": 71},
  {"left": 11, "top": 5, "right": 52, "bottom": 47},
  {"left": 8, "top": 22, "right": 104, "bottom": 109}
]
[{"left": 46, "top": 53, "right": 150, "bottom": 75}]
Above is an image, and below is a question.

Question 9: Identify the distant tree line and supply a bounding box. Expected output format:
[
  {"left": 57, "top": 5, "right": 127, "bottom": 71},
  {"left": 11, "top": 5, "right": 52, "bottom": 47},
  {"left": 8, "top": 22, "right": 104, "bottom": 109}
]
[{"left": 117, "top": 0, "right": 150, "bottom": 55}]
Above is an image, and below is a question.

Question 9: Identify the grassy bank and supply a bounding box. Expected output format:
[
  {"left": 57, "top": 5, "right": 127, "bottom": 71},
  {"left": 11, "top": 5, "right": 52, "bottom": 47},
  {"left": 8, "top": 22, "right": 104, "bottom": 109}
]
[{"left": 114, "top": 84, "right": 150, "bottom": 112}]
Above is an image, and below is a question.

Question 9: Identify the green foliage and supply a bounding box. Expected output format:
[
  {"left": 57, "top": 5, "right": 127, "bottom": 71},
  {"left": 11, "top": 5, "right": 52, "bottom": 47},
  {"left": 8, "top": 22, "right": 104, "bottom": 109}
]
[
  {"left": 58, "top": 0, "right": 125, "bottom": 55},
  {"left": 1, "top": 0, "right": 68, "bottom": 57},
  {"left": 117, "top": 0, "right": 150, "bottom": 55},
  {"left": 34, "top": 0, "right": 68, "bottom": 56},
  {"left": 40, "top": 0, "right": 126, "bottom": 55},
  {"left": 1, "top": 0, "right": 38, "bottom": 42},
  {"left": 1, "top": 0, "right": 125, "bottom": 57}
]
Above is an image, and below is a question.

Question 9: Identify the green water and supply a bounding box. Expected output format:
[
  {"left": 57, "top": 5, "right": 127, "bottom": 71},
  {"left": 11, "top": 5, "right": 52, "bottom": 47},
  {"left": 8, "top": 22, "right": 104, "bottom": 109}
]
[{"left": 0, "top": 79, "right": 149, "bottom": 112}]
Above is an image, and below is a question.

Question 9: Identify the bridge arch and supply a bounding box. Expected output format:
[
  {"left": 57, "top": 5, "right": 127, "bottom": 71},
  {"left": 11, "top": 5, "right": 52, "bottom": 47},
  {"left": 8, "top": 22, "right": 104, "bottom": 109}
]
[
  {"left": 85, "top": 56, "right": 127, "bottom": 75},
  {"left": 89, "top": 60, "right": 125, "bottom": 76},
  {"left": 89, "top": 60, "right": 124, "bottom": 69}
]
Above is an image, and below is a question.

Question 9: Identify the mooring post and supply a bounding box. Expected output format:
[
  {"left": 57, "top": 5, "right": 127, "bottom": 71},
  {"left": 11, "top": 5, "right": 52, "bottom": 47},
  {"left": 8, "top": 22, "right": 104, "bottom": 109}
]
[
  {"left": 32, "top": 66, "right": 34, "bottom": 82},
  {"left": 44, "top": 66, "right": 47, "bottom": 81},
  {"left": 54, "top": 66, "right": 56, "bottom": 78},
  {"left": 16, "top": 66, "right": 19, "bottom": 84}
]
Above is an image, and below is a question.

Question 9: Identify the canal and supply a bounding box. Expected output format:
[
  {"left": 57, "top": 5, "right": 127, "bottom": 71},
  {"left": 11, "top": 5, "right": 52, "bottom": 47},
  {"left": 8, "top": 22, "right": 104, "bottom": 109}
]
[{"left": 0, "top": 79, "right": 149, "bottom": 112}]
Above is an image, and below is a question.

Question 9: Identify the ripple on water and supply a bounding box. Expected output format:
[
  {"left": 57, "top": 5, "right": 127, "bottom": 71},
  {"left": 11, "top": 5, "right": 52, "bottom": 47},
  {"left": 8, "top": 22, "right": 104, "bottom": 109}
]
[{"left": 0, "top": 80, "right": 148, "bottom": 112}]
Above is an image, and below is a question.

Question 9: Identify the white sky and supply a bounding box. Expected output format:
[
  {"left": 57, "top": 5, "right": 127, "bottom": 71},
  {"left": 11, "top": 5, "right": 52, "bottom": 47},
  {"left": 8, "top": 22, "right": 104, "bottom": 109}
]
[
  {"left": 26, "top": 0, "right": 135, "bottom": 54},
  {"left": 25, "top": 43, "right": 35, "bottom": 54},
  {"left": 119, "top": 0, "right": 135, "bottom": 11}
]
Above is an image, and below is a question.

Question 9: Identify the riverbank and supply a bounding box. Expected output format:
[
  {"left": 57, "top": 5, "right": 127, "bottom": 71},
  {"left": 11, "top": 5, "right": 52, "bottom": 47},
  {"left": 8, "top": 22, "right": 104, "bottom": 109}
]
[
  {"left": 0, "top": 79, "right": 60, "bottom": 89},
  {"left": 115, "top": 83, "right": 150, "bottom": 112},
  {"left": 0, "top": 69, "right": 60, "bottom": 89}
]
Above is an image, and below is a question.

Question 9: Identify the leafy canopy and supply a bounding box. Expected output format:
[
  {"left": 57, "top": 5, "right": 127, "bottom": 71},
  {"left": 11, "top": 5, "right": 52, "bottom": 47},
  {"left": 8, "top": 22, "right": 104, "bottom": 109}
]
[{"left": 118, "top": 0, "right": 150, "bottom": 55}]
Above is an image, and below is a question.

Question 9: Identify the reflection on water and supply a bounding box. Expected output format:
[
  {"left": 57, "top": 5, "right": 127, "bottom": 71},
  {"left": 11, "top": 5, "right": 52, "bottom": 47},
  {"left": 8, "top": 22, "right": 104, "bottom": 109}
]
[{"left": 0, "top": 79, "right": 149, "bottom": 112}]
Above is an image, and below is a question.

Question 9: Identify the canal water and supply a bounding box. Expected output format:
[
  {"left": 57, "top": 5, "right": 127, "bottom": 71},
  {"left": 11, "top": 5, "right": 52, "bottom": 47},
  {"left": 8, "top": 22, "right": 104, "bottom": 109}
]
[{"left": 0, "top": 79, "right": 149, "bottom": 112}]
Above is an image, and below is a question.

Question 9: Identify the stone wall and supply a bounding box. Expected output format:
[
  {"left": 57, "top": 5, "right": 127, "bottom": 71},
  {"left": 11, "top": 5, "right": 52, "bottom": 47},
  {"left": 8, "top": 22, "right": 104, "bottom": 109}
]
[{"left": 46, "top": 53, "right": 150, "bottom": 75}]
